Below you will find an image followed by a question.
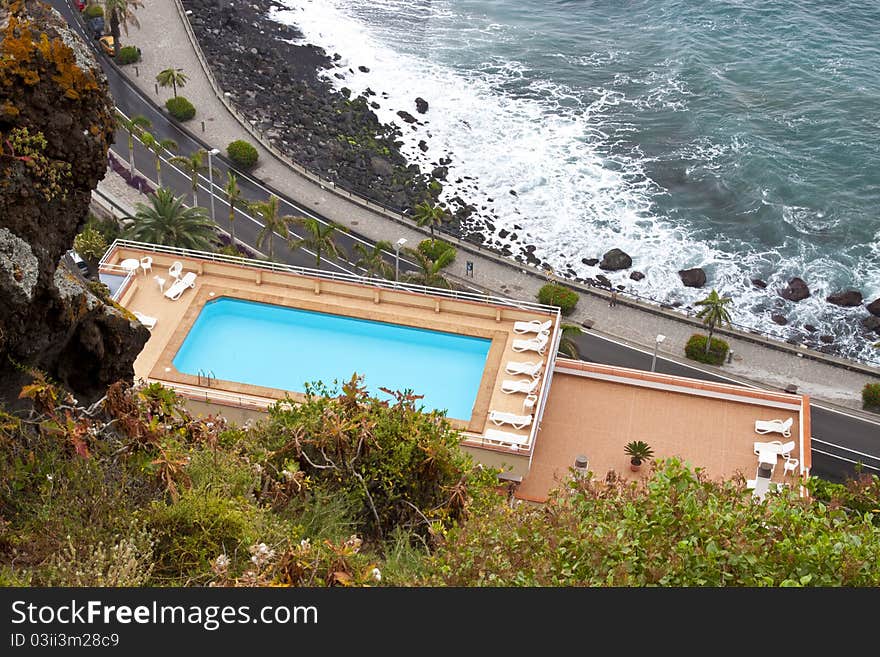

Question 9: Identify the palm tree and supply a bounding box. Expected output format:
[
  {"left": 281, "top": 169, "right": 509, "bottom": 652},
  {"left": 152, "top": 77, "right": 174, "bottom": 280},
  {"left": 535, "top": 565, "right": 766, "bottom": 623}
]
[
  {"left": 170, "top": 149, "right": 207, "bottom": 207},
  {"left": 223, "top": 172, "right": 249, "bottom": 249},
  {"left": 695, "top": 288, "right": 733, "bottom": 355},
  {"left": 403, "top": 247, "right": 454, "bottom": 289},
  {"left": 115, "top": 111, "right": 151, "bottom": 174},
  {"left": 139, "top": 132, "right": 177, "bottom": 188},
  {"left": 290, "top": 217, "right": 347, "bottom": 268},
  {"left": 412, "top": 201, "right": 448, "bottom": 237},
  {"left": 122, "top": 187, "right": 216, "bottom": 251},
  {"left": 557, "top": 324, "right": 583, "bottom": 359},
  {"left": 155, "top": 68, "right": 188, "bottom": 98},
  {"left": 102, "top": 0, "right": 143, "bottom": 57},
  {"left": 249, "top": 195, "right": 297, "bottom": 261},
  {"left": 354, "top": 241, "right": 394, "bottom": 279}
]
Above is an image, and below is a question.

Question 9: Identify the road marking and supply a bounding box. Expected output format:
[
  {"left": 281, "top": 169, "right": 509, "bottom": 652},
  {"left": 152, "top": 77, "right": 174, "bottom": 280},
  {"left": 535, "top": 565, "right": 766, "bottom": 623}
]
[{"left": 812, "top": 448, "right": 880, "bottom": 471}]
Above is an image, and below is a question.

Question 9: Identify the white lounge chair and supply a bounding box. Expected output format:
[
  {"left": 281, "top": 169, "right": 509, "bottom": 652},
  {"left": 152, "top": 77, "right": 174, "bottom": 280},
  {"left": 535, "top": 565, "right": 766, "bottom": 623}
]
[
  {"left": 783, "top": 457, "right": 799, "bottom": 476},
  {"left": 505, "top": 360, "right": 543, "bottom": 379},
  {"left": 168, "top": 261, "right": 183, "bottom": 280},
  {"left": 488, "top": 410, "right": 532, "bottom": 430},
  {"left": 753, "top": 440, "right": 796, "bottom": 459},
  {"left": 513, "top": 319, "right": 552, "bottom": 335},
  {"left": 132, "top": 311, "right": 157, "bottom": 330},
  {"left": 483, "top": 428, "right": 530, "bottom": 449},
  {"left": 755, "top": 417, "right": 793, "bottom": 438},
  {"left": 501, "top": 378, "right": 540, "bottom": 395},
  {"left": 512, "top": 332, "right": 548, "bottom": 355},
  {"left": 164, "top": 271, "right": 196, "bottom": 301}
]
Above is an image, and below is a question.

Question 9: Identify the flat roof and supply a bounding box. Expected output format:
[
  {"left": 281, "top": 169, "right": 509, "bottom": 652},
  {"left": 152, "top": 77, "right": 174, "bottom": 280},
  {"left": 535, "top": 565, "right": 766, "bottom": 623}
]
[
  {"left": 104, "top": 242, "right": 560, "bottom": 453},
  {"left": 517, "top": 360, "right": 811, "bottom": 502}
]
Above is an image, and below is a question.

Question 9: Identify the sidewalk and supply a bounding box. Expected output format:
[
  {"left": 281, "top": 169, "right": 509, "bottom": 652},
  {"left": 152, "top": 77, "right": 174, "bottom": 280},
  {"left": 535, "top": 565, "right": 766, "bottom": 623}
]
[{"left": 117, "top": 1, "right": 879, "bottom": 412}]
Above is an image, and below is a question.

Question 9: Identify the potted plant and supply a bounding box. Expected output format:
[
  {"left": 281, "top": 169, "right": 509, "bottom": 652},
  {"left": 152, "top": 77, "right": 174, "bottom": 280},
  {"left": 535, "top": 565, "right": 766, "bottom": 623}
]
[{"left": 624, "top": 440, "right": 654, "bottom": 472}]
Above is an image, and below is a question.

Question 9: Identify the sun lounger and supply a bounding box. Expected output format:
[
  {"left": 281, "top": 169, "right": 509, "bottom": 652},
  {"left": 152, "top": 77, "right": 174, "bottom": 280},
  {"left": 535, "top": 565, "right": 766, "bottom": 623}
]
[
  {"left": 132, "top": 311, "right": 157, "bottom": 330},
  {"left": 754, "top": 417, "right": 793, "bottom": 438},
  {"left": 501, "top": 378, "right": 540, "bottom": 395},
  {"left": 513, "top": 319, "right": 552, "bottom": 335},
  {"left": 505, "top": 360, "right": 543, "bottom": 379},
  {"left": 754, "top": 440, "right": 796, "bottom": 459},
  {"left": 511, "top": 332, "right": 548, "bottom": 355},
  {"left": 488, "top": 410, "right": 533, "bottom": 430},
  {"left": 164, "top": 271, "right": 197, "bottom": 301},
  {"left": 483, "top": 428, "right": 531, "bottom": 449}
]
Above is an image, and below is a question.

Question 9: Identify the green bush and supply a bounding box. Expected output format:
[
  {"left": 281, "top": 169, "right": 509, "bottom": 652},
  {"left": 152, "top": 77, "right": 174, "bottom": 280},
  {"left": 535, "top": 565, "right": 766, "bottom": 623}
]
[
  {"left": 417, "top": 238, "right": 455, "bottom": 263},
  {"left": 226, "top": 139, "right": 259, "bottom": 169},
  {"left": 537, "top": 283, "right": 579, "bottom": 315},
  {"left": 116, "top": 46, "right": 141, "bottom": 65},
  {"left": 684, "top": 333, "right": 729, "bottom": 366},
  {"left": 165, "top": 95, "right": 196, "bottom": 121},
  {"left": 82, "top": 4, "right": 103, "bottom": 18},
  {"left": 863, "top": 383, "right": 880, "bottom": 411}
]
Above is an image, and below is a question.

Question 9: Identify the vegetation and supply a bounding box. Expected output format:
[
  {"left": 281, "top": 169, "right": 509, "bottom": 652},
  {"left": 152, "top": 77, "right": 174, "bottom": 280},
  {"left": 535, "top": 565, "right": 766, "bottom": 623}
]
[
  {"left": 156, "top": 67, "right": 188, "bottom": 99},
  {"left": 557, "top": 323, "right": 583, "bottom": 359},
  {"left": 73, "top": 226, "right": 107, "bottom": 277},
  {"left": 165, "top": 95, "right": 196, "bottom": 122},
  {"left": 102, "top": 0, "right": 143, "bottom": 57},
  {"left": 624, "top": 440, "right": 654, "bottom": 467},
  {"left": 115, "top": 111, "right": 150, "bottom": 174},
  {"left": 122, "top": 187, "right": 216, "bottom": 251},
  {"left": 138, "top": 132, "right": 177, "bottom": 188},
  {"left": 863, "top": 383, "right": 880, "bottom": 412},
  {"left": 1, "top": 127, "right": 71, "bottom": 202},
  {"left": 116, "top": 45, "right": 140, "bottom": 65},
  {"left": 83, "top": 4, "right": 104, "bottom": 19},
  {"left": 289, "top": 217, "right": 347, "bottom": 268},
  {"left": 226, "top": 139, "right": 259, "bottom": 169},
  {"left": 412, "top": 201, "right": 448, "bottom": 237},
  {"left": 403, "top": 247, "right": 454, "bottom": 289},
  {"left": 84, "top": 213, "right": 121, "bottom": 245},
  {"left": 695, "top": 289, "right": 733, "bottom": 355},
  {"left": 223, "top": 171, "right": 248, "bottom": 249},
  {"left": 354, "top": 241, "right": 394, "bottom": 279},
  {"left": 170, "top": 149, "right": 207, "bottom": 207},
  {"left": 249, "top": 195, "right": 296, "bottom": 261},
  {"left": 537, "top": 283, "right": 579, "bottom": 315},
  {"left": 685, "top": 333, "right": 729, "bottom": 366},
  {"left": 417, "top": 238, "right": 455, "bottom": 264}
]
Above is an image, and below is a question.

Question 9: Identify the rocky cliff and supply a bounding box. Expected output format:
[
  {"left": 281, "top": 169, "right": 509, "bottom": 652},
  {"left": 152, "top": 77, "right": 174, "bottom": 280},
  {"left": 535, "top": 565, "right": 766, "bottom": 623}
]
[{"left": 0, "top": 0, "right": 147, "bottom": 403}]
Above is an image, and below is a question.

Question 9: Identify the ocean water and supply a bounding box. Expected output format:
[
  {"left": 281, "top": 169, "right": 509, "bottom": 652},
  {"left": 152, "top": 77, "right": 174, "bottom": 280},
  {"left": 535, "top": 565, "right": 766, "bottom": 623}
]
[{"left": 272, "top": 0, "right": 880, "bottom": 364}]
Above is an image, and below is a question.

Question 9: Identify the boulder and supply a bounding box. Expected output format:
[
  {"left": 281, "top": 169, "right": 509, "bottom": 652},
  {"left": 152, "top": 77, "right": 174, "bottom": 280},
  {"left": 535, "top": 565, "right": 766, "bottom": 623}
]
[
  {"left": 819, "top": 335, "right": 834, "bottom": 344},
  {"left": 804, "top": 324, "right": 817, "bottom": 333},
  {"left": 358, "top": 65, "right": 370, "bottom": 73},
  {"left": 861, "top": 316, "right": 880, "bottom": 333},
  {"left": 599, "top": 248, "right": 632, "bottom": 271},
  {"left": 396, "top": 110, "right": 417, "bottom": 124},
  {"left": 595, "top": 274, "right": 612, "bottom": 288},
  {"left": 415, "top": 97, "right": 429, "bottom": 114},
  {"left": 678, "top": 267, "right": 707, "bottom": 288},
  {"left": 867, "top": 298, "right": 880, "bottom": 317},
  {"left": 581, "top": 258, "right": 599, "bottom": 267},
  {"left": 418, "top": 140, "right": 428, "bottom": 153},
  {"left": 826, "top": 290, "right": 863, "bottom": 307},
  {"left": 778, "top": 277, "right": 810, "bottom": 302},
  {"left": 771, "top": 314, "right": 788, "bottom": 326},
  {"left": 751, "top": 278, "right": 767, "bottom": 289},
  {"left": 629, "top": 271, "right": 645, "bottom": 282}
]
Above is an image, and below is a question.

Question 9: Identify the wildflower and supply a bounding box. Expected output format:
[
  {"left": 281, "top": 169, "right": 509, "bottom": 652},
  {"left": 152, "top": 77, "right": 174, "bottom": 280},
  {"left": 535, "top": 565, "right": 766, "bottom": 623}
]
[
  {"left": 46, "top": 474, "right": 53, "bottom": 481},
  {"left": 249, "top": 542, "right": 275, "bottom": 568},
  {"left": 371, "top": 567, "right": 382, "bottom": 583},
  {"left": 212, "top": 554, "right": 230, "bottom": 575},
  {"left": 300, "top": 538, "right": 311, "bottom": 550}
]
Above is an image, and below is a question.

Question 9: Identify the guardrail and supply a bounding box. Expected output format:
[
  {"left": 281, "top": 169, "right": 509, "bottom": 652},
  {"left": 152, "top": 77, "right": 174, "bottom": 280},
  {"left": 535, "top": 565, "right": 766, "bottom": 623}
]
[{"left": 102, "top": 239, "right": 561, "bottom": 314}]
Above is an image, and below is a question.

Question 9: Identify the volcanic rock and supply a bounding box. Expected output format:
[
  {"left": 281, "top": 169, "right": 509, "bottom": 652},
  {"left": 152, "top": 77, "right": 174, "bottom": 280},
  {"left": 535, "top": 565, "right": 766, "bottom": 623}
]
[
  {"left": 595, "top": 274, "right": 612, "bottom": 288},
  {"left": 804, "top": 324, "right": 817, "bottom": 333},
  {"left": 415, "top": 97, "right": 428, "bottom": 114},
  {"left": 629, "top": 271, "right": 645, "bottom": 282},
  {"left": 867, "top": 298, "right": 880, "bottom": 317},
  {"left": 678, "top": 267, "right": 707, "bottom": 288},
  {"left": 771, "top": 314, "right": 788, "bottom": 326},
  {"left": 581, "top": 258, "right": 599, "bottom": 267},
  {"left": 861, "top": 316, "right": 880, "bottom": 334},
  {"left": 778, "top": 277, "right": 811, "bottom": 302},
  {"left": 418, "top": 140, "right": 428, "bottom": 152},
  {"left": 358, "top": 65, "right": 370, "bottom": 73},
  {"left": 826, "top": 290, "right": 863, "bottom": 307},
  {"left": 751, "top": 278, "right": 767, "bottom": 289},
  {"left": 599, "top": 248, "right": 632, "bottom": 271},
  {"left": 819, "top": 335, "right": 835, "bottom": 344},
  {"left": 396, "top": 110, "right": 417, "bottom": 124}
]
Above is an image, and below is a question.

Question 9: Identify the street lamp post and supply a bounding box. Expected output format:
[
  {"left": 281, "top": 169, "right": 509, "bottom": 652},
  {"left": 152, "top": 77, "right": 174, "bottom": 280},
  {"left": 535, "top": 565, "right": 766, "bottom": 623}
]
[
  {"left": 394, "top": 238, "right": 407, "bottom": 282},
  {"left": 651, "top": 334, "right": 666, "bottom": 372},
  {"left": 207, "top": 148, "right": 220, "bottom": 223}
]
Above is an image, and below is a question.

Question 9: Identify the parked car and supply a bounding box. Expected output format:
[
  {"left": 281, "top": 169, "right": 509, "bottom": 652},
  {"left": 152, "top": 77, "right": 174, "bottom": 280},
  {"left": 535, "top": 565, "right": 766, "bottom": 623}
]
[
  {"left": 87, "top": 16, "right": 104, "bottom": 39},
  {"left": 98, "top": 36, "right": 115, "bottom": 56},
  {"left": 75, "top": 0, "right": 86, "bottom": 11},
  {"left": 69, "top": 251, "right": 90, "bottom": 276}
]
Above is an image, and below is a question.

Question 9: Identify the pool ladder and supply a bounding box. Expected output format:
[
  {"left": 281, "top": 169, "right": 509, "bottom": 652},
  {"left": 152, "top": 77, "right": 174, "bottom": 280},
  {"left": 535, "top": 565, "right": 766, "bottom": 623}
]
[{"left": 197, "top": 369, "right": 216, "bottom": 387}]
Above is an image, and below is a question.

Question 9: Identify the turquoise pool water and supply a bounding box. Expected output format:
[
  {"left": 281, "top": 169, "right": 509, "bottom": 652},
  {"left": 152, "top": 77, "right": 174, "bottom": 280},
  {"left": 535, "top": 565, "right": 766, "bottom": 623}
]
[{"left": 172, "top": 298, "right": 492, "bottom": 419}]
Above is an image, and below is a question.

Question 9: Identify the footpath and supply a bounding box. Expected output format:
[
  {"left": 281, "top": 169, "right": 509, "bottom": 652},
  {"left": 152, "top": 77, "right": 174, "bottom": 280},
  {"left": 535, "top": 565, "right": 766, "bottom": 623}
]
[{"left": 106, "top": 0, "right": 879, "bottom": 414}]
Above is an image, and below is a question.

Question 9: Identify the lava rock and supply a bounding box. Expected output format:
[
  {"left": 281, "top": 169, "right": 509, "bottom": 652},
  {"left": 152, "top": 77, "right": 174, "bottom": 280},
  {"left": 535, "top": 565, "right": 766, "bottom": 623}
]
[
  {"left": 826, "top": 290, "right": 863, "bottom": 307},
  {"left": 804, "top": 324, "right": 817, "bottom": 333},
  {"left": 581, "top": 257, "right": 599, "bottom": 267},
  {"left": 771, "top": 314, "right": 788, "bottom": 326},
  {"left": 431, "top": 166, "right": 448, "bottom": 181},
  {"left": 778, "top": 277, "right": 811, "bottom": 302},
  {"left": 861, "top": 316, "right": 880, "bottom": 333},
  {"left": 819, "top": 335, "right": 835, "bottom": 344},
  {"left": 599, "top": 248, "right": 632, "bottom": 271},
  {"left": 751, "top": 278, "right": 768, "bottom": 289},
  {"left": 867, "top": 298, "right": 880, "bottom": 317},
  {"left": 417, "top": 140, "right": 428, "bottom": 152},
  {"left": 595, "top": 274, "right": 612, "bottom": 288},
  {"left": 629, "top": 271, "right": 645, "bottom": 281},
  {"left": 358, "top": 65, "right": 370, "bottom": 73},
  {"left": 678, "top": 267, "right": 707, "bottom": 288},
  {"left": 396, "top": 110, "right": 417, "bottom": 124},
  {"left": 415, "top": 97, "right": 428, "bottom": 114}
]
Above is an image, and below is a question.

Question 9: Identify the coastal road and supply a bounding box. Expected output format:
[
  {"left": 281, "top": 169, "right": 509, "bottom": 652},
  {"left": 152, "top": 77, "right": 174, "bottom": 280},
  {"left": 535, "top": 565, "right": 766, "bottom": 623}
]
[{"left": 52, "top": 0, "right": 879, "bottom": 484}]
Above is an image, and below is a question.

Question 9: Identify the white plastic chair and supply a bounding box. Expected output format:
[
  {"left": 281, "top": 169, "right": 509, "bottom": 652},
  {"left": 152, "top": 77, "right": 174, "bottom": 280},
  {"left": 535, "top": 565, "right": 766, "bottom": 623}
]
[
  {"left": 512, "top": 333, "right": 548, "bottom": 355},
  {"left": 153, "top": 275, "right": 166, "bottom": 294},
  {"left": 783, "top": 458, "right": 799, "bottom": 476},
  {"left": 522, "top": 394, "right": 537, "bottom": 412},
  {"left": 501, "top": 378, "right": 540, "bottom": 395},
  {"left": 505, "top": 361, "right": 542, "bottom": 379},
  {"left": 513, "top": 319, "right": 552, "bottom": 335},
  {"left": 754, "top": 417, "right": 793, "bottom": 438},
  {"left": 488, "top": 410, "right": 533, "bottom": 430},
  {"left": 168, "top": 261, "right": 183, "bottom": 280},
  {"left": 140, "top": 256, "right": 152, "bottom": 275}
]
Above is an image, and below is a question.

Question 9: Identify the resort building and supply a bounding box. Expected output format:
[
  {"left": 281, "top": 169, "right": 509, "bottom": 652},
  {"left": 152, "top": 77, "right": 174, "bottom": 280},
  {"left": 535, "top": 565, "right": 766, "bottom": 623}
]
[{"left": 101, "top": 241, "right": 811, "bottom": 502}]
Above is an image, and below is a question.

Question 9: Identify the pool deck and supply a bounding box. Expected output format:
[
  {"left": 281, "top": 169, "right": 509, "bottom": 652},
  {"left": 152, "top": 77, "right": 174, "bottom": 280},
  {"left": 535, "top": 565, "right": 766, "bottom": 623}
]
[{"left": 105, "top": 244, "right": 559, "bottom": 454}]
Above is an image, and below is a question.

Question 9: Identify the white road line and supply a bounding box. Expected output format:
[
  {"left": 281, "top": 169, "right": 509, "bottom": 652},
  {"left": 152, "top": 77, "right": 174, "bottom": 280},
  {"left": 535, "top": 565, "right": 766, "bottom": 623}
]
[
  {"left": 811, "top": 448, "right": 880, "bottom": 471},
  {"left": 811, "top": 438, "right": 880, "bottom": 463}
]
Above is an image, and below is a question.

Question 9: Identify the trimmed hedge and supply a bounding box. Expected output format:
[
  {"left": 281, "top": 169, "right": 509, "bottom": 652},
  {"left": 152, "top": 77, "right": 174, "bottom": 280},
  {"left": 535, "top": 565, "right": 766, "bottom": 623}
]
[
  {"left": 117, "top": 46, "right": 141, "bottom": 65},
  {"left": 226, "top": 139, "right": 259, "bottom": 169},
  {"left": 418, "top": 238, "right": 455, "bottom": 263},
  {"left": 83, "top": 4, "right": 103, "bottom": 18},
  {"left": 537, "top": 283, "right": 579, "bottom": 315},
  {"left": 165, "top": 96, "right": 196, "bottom": 121},
  {"left": 685, "top": 333, "right": 729, "bottom": 366},
  {"left": 863, "top": 383, "right": 880, "bottom": 411}
]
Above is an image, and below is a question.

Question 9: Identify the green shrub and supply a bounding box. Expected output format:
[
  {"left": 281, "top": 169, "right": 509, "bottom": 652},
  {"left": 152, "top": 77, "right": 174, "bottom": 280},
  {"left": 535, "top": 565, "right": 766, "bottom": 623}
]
[
  {"left": 863, "top": 383, "right": 880, "bottom": 411},
  {"left": 116, "top": 45, "right": 141, "bottom": 65},
  {"left": 226, "top": 139, "right": 259, "bottom": 169},
  {"left": 165, "top": 95, "right": 196, "bottom": 121},
  {"left": 417, "top": 238, "right": 455, "bottom": 263},
  {"left": 537, "top": 283, "right": 579, "bottom": 315},
  {"left": 82, "top": 4, "right": 103, "bottom": 18},
  {"left": 685, "top": 333, "right": 729, "bottom": 366}
]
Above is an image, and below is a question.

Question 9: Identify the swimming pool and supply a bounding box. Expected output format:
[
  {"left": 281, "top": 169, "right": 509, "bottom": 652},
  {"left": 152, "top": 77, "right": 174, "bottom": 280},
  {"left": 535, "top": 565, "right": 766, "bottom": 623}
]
[{"left": 172, "top": 298, "right": 492, "bottom": 419}]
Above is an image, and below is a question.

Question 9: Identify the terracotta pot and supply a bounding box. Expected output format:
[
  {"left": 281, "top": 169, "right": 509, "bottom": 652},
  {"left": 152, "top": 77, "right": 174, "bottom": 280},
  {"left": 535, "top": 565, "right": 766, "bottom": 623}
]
[{"left": 630, "top": 458, "right": 642, "bottom": 472}]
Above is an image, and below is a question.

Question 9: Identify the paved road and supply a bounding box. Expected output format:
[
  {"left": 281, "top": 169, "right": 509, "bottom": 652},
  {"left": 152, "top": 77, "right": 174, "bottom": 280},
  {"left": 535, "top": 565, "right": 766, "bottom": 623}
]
[{"left": 53, "top": 0, "right": 880, "bottom": 484}]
